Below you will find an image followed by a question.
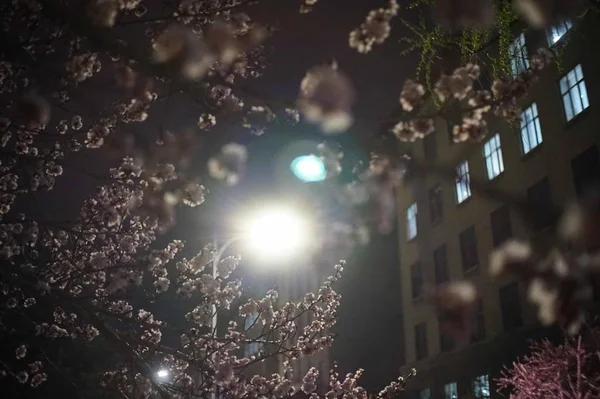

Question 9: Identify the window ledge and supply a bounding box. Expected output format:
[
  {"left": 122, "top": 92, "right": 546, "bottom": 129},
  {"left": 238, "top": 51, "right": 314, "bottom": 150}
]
[
  {"left": 565, "top": 107, "right": 590, "bottom": 128},
  {"left": 456, "top": 196, "right": 472, "bottom": 208},
  {"left": 521, "top": 142, "right": 544, "bottom": 161}
]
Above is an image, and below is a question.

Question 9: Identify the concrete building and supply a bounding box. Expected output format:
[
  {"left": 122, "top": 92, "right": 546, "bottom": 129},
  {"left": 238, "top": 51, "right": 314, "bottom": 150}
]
[{"left": 396, "top": 10, "right": 600, "bottom": 399}]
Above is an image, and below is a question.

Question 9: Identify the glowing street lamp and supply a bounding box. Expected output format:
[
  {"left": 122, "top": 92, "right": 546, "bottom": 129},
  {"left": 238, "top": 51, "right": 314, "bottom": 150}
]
[
  {"left": 156, "top": 369, "right": 169, "bottom": 379},
  {"left": 290, "top": 154, "right": 326, "bottom": 182}
]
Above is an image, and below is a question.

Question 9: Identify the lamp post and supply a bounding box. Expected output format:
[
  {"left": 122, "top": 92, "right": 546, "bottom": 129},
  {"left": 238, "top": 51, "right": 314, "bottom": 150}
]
[
  {"left": 210, "top": 206, "right": 313, "bottom": 399},
  {"left": 211, "top": 205, "right": 313, "bottom": 332}
]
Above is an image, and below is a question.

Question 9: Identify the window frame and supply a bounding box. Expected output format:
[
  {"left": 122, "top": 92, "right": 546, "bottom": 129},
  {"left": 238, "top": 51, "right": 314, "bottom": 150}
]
[
  {"left": 411, "top": 261, "right": 423, "bottom": 300},
  {"left": 509, "top": 33, "right": 529, "bottom": 76},
  {"left": 546, "top": 19, "right": 573, "bottom": 46},
  {"left": 483, "top": 133, "right": 505, "bottom": 180},
  {"left": 455, "top": 161, "right": 472, "bottom": 204},
  {"left": 459, "top": 225, "right": 479, "bottom": 273},
  {"left": 472, "top": 374, "right": 491, "bottom": 399},
  {"left": 415, "top": 322, "right": 428, "bottom": 361},
  {"left": 406, "top": 202, "right": 418, "bottom": 241},
  {"left": 499, "top": 282, "right": 524, "bottom": 331},
  {"left": 428, "top": 185, "right": 444, "bottom": 225},
  {"left": 434, "top": 245, "right": 449, "bottom": 286},
  {"left": 520, "top": 103, "right": 543, "bottom": 155},
  {"left": 560, "top": 64, "right": 589, "bottom": 122},
  {"left": 470, "top": 298, "right": 486, "bottom": 342},
  {"left": 444, "top": 382, "right": 458, "bottom": 399}
]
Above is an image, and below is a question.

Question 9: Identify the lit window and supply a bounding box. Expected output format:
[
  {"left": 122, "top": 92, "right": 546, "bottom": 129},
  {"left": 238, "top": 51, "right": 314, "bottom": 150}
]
[
  {"left": 455, "top": 161, "right": 471, "bottom": 204},
  {"left": 509, "top": 33, "right": 529, "bottom": 76},
  {"left": 473, "top": 374, "right": 491, "bottom": 399},
  {"left": 520, "top": 103, "right": 543, "bottom": 154},
  {"left": 547, "top": 19, "right": 573, "bottom": 45},
  {"left": 560, "top": 64, "right": 589, "bottom": 121},
  {"left": 420, "top": 388, "right": 432, "bottom": 399},
  {"left": 483, "top": 134, "right": 504, "bottom": 179},
  {"left": 406, "top": 202, "right": 418, "bottom": 240},
  {"left": 244, "top": 313, "right": 262, "bottom": 357},
  {"left": 444, "top": 382, "right": 458, "bottom": 399}
]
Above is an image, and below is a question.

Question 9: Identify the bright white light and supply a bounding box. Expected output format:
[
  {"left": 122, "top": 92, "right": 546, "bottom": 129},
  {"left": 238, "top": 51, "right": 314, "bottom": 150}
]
[
  {"left": 245, "top": 208, "right": 310, "bottom": 257},
  {"left": 290, "top": 155, "right": 326, "bottom": 182},
  {"left": 156, "top": 369, "right": 169, "bottom": 379},
  {"left": 553, "top": 33, "right": 562, "bottom": 43}
]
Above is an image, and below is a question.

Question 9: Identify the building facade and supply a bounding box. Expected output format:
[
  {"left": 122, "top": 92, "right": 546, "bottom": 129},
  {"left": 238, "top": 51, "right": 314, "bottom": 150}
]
[{"left": 397, "top": 11, "right": 600, "bottom": 399}]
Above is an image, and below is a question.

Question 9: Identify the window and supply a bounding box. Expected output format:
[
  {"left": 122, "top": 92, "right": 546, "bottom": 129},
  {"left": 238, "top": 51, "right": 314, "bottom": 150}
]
[
  {"left": 483, "top": 134, "right": 504, "bottom": 179},
  {"left": 428, "top": 185, "right": 444, "bottom": 224},
  {"left": 434, "top": 245, "right": 449, "bottom": 285},
  {"left": 500, "top": 282, "right": 523, "bottom": 331},
  {"left": 527, "top": 178, "right": 554, "bottom": 230},
  {"left": 244, "top": 313, "right": 262, "bottom": 357},
  {"left": 491, "top": 205, "right": 512, "bottom": 247},
  {"left": 460, "top": 226, "right": 479, "bottom": 272},
  {"left": 407, "top": 202, "right": 418, "bottom": 240},
  {"left": 411, "top": 262, "right": 423, "bottom": 299},
  {"left": 444, "top": 382, "right": 458, "bottom": 399},
  {"left": 509, "top": 33, "right": 529, "bottom": 76},
  {"left": 473, "top": 374, "right": 491, "bottom": 399},
  {"left": 455, "top": 161, "right": 471, "bottom": 204},
  {"left": 420, "top": 388, "right": 432, "bottom": 399},
  {"left": 471, "top": 299, "right": 485, "bottom": 342},
  {"left": 571, "top": 146, "right": 600, "bottom": 196},
  {"left": 424, "top": 132, "right": 437, "bottom": 160},
  {"left": 547, "top": 19, "right": 573, "bottom": 45},
  {"left": 560, "top": 64, "right": 589, "bottom": 121},
  {"left": 520, "top": 103, "right": 543, "bottom": 154},
  {"left": 415, "top": 322, "right": 428, "bottom": 360},
  {"left": 439, "top": 316, "right": 455, "bottom": 353}
]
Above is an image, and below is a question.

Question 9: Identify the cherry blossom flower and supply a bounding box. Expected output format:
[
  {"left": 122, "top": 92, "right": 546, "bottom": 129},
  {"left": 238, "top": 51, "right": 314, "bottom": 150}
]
[
  {"left": 298, "top": 65, "right": 355, "bottom": 134},
  {"left": 208, "top": 142, "right": 248, "bottom": 185}
]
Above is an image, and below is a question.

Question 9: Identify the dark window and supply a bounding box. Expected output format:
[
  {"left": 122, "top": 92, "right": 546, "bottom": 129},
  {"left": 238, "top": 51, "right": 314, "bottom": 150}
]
[
  {"left": 415, "top": 322, "right": 428, "bottom": 360},
  {"left": 571, "top": 146, "right": 600, "bottom": 196},
  {"left": 527, "top": 178, "right": 554, "bottom": 230},
  {"left": 439, "top": 316, "right": 455, "bottom": 352},
  {"left": 434, "top": 245, "right": 449, "bottom": 285},
  {"left": 499, "top": 282, "right": 523, "bottom": 331},
  {"left": 424, "top": 132, "right": 437, "bottom": 160},
  {"left": 411, "top": 262, "right": 423, "bottom": 299},
  {"left": 491, "top": 205, "right": 512, "bottom": 247},
  {"left": 428, "top": 185, "right": 444, "bottom": 225},
  {"left": 459, "top": 226, "right": 479, "bottom": 272},
  {"left": 471, "top": 299, "right": 486, "bottom": 342}
]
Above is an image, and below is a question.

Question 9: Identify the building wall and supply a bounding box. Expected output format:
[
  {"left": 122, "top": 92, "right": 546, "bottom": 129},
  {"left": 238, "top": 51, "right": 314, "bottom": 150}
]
[{"left": 396, "top": 12, "right": 600, "bottom": 399}]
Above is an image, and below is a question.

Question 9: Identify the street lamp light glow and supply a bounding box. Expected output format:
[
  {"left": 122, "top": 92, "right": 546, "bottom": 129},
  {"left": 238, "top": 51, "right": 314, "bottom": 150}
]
[
  {"left": 290, "top": 155, "right": 326, "bottom": 182},
  {"left": 156, "top": 369, "right": 169, "bottom": 379},
  {"left": 244, "top": 207, "right": 311, "bottom": 257}
]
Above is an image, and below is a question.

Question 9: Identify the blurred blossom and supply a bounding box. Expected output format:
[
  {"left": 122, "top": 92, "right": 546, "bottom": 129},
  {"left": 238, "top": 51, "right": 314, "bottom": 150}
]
[
  {"left": 89, "top": 0, "right": 120, "bottom": 27},
  {"left": 392, "top": 119, "right": 435, "bottom": 142},
  {"left": 197, "top": 113, "right": 216, "bottom": 130},
  {"left": 435, "top": 281, "right": 478, "bottom": 342},
  {"left": 317, "top": 142, "right": 344, "bottom": 178},
  {"left": 349, "top": 1, "right": 398, "bottom": 53},
  {"left": 15, "top": 93, "right": 50, "bottom": 128},
  {"left": 208, "top": 143, "right": 248, "bottom": 185},
  {"left": 399, "top": 80, "right": 425, "bottom": 112},
  {"left": 435, "top": 0, "right": 496, "bottom": 29},
  {"left": 298, "top": 65, "right": 355, "bottom": 134},
  {"left": 513, "top": 0, "right": 581, "bottom": 28},
  {"left": 558, "top": 190, "right": 600, "bottom": 251},
  {"left": 153, "top": 25, "right": 214, "bottom": 80}
]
